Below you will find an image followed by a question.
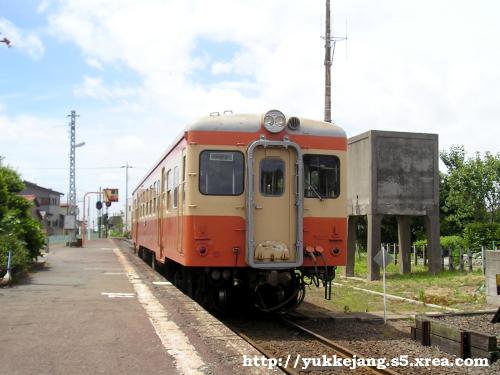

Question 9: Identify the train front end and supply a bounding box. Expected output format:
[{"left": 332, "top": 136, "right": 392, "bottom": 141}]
[
  {"left": 173, "top": 110, "right": 348, "bottom": 312},
  {"left": 240, "top": 110, "right": 347, "bottom": 311}
]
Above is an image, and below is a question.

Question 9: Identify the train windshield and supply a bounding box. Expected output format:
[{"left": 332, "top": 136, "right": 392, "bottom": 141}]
[
  {"left": 303, "top": 154, "right": 340, "bottom": 199},
  {"left": 199, "top": 150, "right": 244, "bottom": 195},
  {"left": 260, "top": 158, "right": 285, "bottom": 196}
]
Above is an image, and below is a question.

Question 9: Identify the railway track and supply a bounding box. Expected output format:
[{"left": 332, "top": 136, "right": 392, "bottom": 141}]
[
  {"left": 117, "top": 238, "right": 401, "bottom": 374},
  {"left": 225, "top": 315, "right": 401, "bottom": 375},
  {"left": 279, "top": 317, "right": 400, "bottom": 375},
  {"left": 116, "top": 238, "right": 494, "bottom": 374}
]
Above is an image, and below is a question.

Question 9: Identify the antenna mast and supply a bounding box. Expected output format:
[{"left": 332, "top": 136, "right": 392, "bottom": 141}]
[{"left": 323, "top": 0, "right": 346, "bottom": 123}]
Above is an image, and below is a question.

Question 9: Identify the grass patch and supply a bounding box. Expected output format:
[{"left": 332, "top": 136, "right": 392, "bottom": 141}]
[{"left": 305, "top": 252, "right": 486, "bottom": 314}]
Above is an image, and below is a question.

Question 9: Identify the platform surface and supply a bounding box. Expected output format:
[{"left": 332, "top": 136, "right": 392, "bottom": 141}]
[{"left": 0, "top": 239, "right": 272, "bottom": 375}]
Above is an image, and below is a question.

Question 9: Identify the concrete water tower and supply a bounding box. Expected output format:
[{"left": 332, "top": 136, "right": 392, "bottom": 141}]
[{"left": 346, "top": 130, "right": 441, "bottom": 280}]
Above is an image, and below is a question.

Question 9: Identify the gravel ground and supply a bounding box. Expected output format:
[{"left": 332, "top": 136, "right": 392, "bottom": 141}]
[
  {"left": 228, "top": 317, "right": 374, "bottom": 374},
  {"left": 300, "top": 318, "right": 499, "bottom": 375},
  {"left": 433, "top": 313, "right": 500, "bottom": 337}
]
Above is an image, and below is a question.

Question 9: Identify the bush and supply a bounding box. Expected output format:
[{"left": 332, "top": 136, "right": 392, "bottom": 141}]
[
  {"left": 413, "top": 236, "right": 465, "bottom": 249},
  {"left": 0, "top": 166, "right": 46, "bottom": 277},
  {"left": 413, "top": 239, "right": 427, "bottom": 248},
  {"left": 441, "top": 235, "right": 466, "bottom": 251},
  {"left": 413, "top": 235, "right": 466, "bottom": 257},
  {"left": 463, "top": 222, "right": 500, "bottom": 252},
  {"left": 0, "top": 234, "right": 31, "bottom": 275}
]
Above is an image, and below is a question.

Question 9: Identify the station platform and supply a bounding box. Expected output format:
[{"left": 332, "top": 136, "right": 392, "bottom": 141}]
[{"left": 0, "top": 239, "right": 275, "bottom": 375}]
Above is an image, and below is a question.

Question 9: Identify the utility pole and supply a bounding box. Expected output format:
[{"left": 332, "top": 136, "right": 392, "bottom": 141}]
[
  {"left": 323, "top": 0, "right": 346, "bottom": 123},
  {"left": 67, "top": 110, "right": 85, "bottom": 245},
  {"left": 98, "top": 186, "right": 102, "bottom": 239},
  {"left": 121, "top": 163, "right": 133, "bottom": 233},
  {"left": 324, "top": 0, "right": 332, "bottom": 123}
]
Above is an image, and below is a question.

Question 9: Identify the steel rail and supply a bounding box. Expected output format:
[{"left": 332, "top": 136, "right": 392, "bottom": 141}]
[
  {"left": 280, "top": 317, "right": 401, "bottom": 375},
  {"left": 225, "top": 323, "right": 300, "bottom": 375}
]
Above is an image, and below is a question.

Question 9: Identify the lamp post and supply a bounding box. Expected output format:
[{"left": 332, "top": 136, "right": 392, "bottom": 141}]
[
  {"left": 82, "top": 191, "right": 99, "bottom": 247},
  {"left": 121, "top": 163, "right": 133, "bottom": 233}
]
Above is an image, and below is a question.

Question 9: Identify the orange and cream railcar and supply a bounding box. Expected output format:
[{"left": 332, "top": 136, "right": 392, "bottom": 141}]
[{"left": 132, "top": 110, "right": 347, "bottom": 311}]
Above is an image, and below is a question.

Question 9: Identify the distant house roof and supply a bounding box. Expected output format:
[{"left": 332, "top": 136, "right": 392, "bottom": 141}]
[
  {"left": 19, "top": 194, "right": 41, "bottom": 207},
  {"left": 19, "top": 195, "right": 43, "bottom": 219},
  {"left": 23, "top": 181, "right": 64, "bottom": 196}
]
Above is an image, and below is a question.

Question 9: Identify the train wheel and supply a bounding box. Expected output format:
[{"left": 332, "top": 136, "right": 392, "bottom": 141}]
[
  {"left": 194, "top": 273, "right": 209, "bottom": 306},
  {"left": 173, "top": 271, "right": 184, "bottom": 290},
  {"left": 184, "top": 269, "right": 194, "bottom": 298},
  {"left": 218, "top": 289, "right": 228, "bottom": 308}
]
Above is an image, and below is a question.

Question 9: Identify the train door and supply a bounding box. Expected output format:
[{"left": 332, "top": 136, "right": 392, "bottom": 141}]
[
  {"left": 134, "top": 192, "right": 140, "bottom": 242},
  {"left": 176, "top": 152, "right": 186, "bottom": 254},
  {"left": 158, "top": 168, "right": 165, "bottom": 259},
  {"left": 246, "top": 141, "right": 304, "bottom": 268}
]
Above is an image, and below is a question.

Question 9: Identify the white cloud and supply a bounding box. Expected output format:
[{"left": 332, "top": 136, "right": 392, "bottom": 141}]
[
  {"left": 47, "top": 0, "right": 325, "bottom": 119},
  {"left": 73, "top": 76, "right": 141, "bottom": 100},
  {"left": 0, "top": 17, "right": 45, "bottom": 59},
  {"left": 0, "top": 112, "right": 66, "bottom": 144},
  {"left": 37, "top": 0, "right": 54, "bottom": 13},
  {"left": 211, "top": 61, "right": 233, "bottom": 75},
  {"left": 86, "top": 57, "right": 103, "bottom": 70}
]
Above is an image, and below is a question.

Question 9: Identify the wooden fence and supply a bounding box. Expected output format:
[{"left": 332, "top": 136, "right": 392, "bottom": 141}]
[
  {"left": 356, "top": 242, "right": 498, "bottom": 273},
  {"left": 412, "top": 313, "right": 499, "bottom": 363}
]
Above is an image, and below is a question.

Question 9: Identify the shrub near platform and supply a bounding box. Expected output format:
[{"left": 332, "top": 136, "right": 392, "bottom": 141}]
[
  {"left": 0, "top": 166, "right": 45, "bottom": 278},
  {"left": 0, "top": 234, "right": 31, "bottom": 275}
]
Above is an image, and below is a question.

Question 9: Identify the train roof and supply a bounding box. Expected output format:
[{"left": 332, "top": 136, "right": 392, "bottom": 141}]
[{"left": 186, "top": 112, "right": 346, "bottom": 138}]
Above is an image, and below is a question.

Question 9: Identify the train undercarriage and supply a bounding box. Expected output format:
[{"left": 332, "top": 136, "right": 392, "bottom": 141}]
[{"left": 135, "top": 245, "right": 336, "bottom": 313}]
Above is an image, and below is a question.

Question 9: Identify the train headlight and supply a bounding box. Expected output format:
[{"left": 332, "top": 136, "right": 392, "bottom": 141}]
[
  {"left": 263, "top": 109, "right": 286, "bottom": 133},
  {"left": 330, "top": 247, "right": 340, "bottom": 256}
]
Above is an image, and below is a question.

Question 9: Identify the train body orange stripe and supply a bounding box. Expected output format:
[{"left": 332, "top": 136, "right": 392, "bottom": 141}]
[
  {"left": 133, "top": 215, "right": 346, "bottom": 267},
  {"left": 186, "top": 131, "right": 347, "bottom": 151}
]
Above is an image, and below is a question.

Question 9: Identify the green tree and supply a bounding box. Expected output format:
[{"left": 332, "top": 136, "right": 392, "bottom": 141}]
[
  {"left": 0, "top": 166, "right": 45, "bottom": 274},
  {"left": 440, "top": 145, "right": 500, "bottom": 234}
]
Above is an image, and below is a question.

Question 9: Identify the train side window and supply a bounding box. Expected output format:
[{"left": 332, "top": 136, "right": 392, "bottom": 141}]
[
  {"left": 260, "top": 158, "right": 285, "bottom": 196},
  {"left": 146, "top": 188, "right": 149, "bottom": 215},
  {"left": 161, "top": 169, "right": 166, "bottom": 210},
  {"left": 156, "top": 180, "right": 161, "bottom": 213},
  {"left": 173, "top": 166, "right": 179, "bottom": 208},
  {"left": 157, "top": 179, "right": 160, "bottom": 212},
  {"left": 149, "top": 186, "right": 153, "bottom": 214},
  {"left": 182, "top": 155, "right": 186, "bottom": 206},
  {"left": 153, "top": 182, "right": 157, "bottom": 214},
  {"left": 199, "top": 150, "right": 244, "bottom": 195},
  {"left": 166, "top": 169, "right": 172, "bottom": 210},
  {"left": 303, "top": 154, "right": 340, "bottom": 199},
  {"left": 143, "top": 191, "right": 146, "bottom": 217}
]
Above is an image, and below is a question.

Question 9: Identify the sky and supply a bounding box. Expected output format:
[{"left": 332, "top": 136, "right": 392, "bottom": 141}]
[{"left": 1, "top": 0, "right": 499, "bottom": 224}]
